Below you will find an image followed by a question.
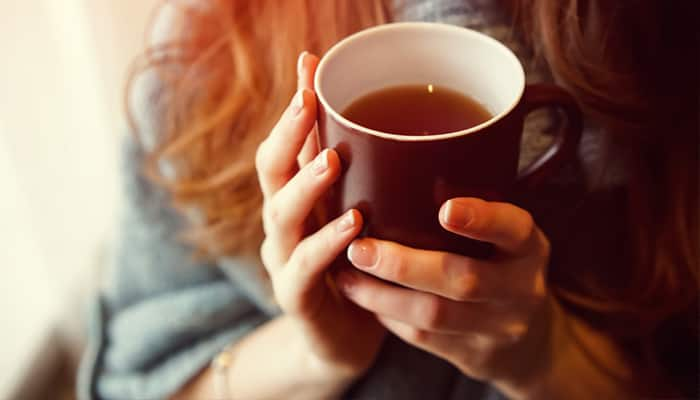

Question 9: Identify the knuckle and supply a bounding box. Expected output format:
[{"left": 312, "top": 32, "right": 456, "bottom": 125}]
[
  {"left": 421, "top": 296, "right": 446, "bottom": 330},
  {"left": 302, "top": 155, "right": 320, "bottom": 177},
  {"left": 514, "top": 211, "right": 536, "bottom": 248},
  {"left": 442, "top": 255, "right": 479, "bottom": 301},
  {"left": 452, "top": 271, "right": 479, "bottom": 301},
  {"left": 264, "top": 199, "right": 287, "bottom": 230},
  {"left": 289, "top": 240, "right": 315, "bottom": 273},
  {"left": 503, "top": 322, "right": 529, "bottom": 344},
  {"left": 316, "top": 227, "right": 336, "bottom": 252},
  {"left": 385, "top": 247, "right": 408, "bottom": 281},
  {"left": 255, "top": 142, "right": 270, "bottom": 173},
  {"left": 259, "top": 238, "right": 273, "bottom": 268},
  {"left": 406, "top": 326, "right": 430, "bottom": 344},
  {"left": 261, "top": 205, "right": 273, "bottom": 234},
  {"left": 262, "top": 201, "right": 271, "bottom": 218}
]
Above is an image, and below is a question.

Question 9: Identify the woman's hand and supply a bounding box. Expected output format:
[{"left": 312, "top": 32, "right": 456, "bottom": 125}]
[
  {"left": 335, "top": 197, "right": 554, "bottom": 396},
  {"left": 255, "top": 52, "right": 385, "bottom": 382}
]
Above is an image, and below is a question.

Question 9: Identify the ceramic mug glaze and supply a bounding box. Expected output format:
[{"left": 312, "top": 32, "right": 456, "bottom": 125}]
[{"left": 315, "top": 22, "right": 582, "bottom": 258}]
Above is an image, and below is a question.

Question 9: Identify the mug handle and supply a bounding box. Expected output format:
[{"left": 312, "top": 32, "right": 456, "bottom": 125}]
[{"left": 516, "top": 83, "right": 583, "bottom": 189}]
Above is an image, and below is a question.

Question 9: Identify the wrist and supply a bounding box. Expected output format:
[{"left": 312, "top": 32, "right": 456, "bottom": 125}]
[
  {"left": 291, "top": 315, "right": 370, "bottom": 383},
  {"left": 491, "top": 296, "right": 562, "bottom": 399},
  {"left": 303, "top": 349, "right": 358, "bottom": 388},
  {"left": 499, "top": 298, "right": 637, "bottom": 400},
  {"left": 295, "top": 329, "right": 361, "bottom": 397}
]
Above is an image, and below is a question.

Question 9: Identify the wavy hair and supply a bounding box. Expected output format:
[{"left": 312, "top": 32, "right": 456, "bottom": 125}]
[{"left": 126, "top": 0, "right": 697, "bottom": 395}]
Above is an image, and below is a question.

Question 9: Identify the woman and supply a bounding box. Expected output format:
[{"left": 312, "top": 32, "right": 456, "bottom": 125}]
[{"left": 78, "top": 1, "right": 698, "bottom": 399}]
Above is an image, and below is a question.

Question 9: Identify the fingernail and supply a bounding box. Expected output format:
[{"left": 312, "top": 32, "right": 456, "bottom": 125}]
[
  {"left": 290, "top": 89, "right": 305, "bottom": 116},
  {"left": 311, "top": 149, "right": 328, "bottom": 175},
  {"left": 337, "top": 210, "right": 356, "bottom": 232},
  {"left": 297, "top": 51, "right": 308, "bottom": 77},
  {"left": 444, "top": 201, "right": 473, "bottom": 228},
  {"left": 348, "top": 239, "right": 378, "bottom": 269}
]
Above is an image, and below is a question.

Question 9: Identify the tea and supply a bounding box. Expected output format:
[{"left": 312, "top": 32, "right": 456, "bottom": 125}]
[{"left": 342, "top": 84, "right": 492, "bottom": 136}]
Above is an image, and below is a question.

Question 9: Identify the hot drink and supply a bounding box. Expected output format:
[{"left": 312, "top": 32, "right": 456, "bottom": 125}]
[{"left": 342, "top": 84, "right": 492, "bottom": 135}]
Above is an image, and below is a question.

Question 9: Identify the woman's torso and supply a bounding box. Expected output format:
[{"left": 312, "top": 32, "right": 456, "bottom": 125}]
[{"left": 86, "top": 1, "right": 631, "bottom": 399}]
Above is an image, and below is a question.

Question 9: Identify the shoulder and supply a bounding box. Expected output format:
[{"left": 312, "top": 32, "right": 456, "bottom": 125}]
[{"left": 101, "top": 136, "right": 223, "bottom": 311}]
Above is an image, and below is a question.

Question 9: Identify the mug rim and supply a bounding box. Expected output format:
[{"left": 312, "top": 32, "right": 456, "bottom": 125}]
[{"left": 314, "top": 22, "right": 526, "bottom": 142}]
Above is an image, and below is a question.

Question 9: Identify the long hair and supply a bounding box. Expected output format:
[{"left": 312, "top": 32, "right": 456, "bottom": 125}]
[
  {"left": 127, "top": 0, "right": 698, "bottom": 395},
  {"left": 514, "top": 1, "right": 698, "bottom": 394},
  {"left": 128, "top": 0, "right": 391, "bottom": 256}
]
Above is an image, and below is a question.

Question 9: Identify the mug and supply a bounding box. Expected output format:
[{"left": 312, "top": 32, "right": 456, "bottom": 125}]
[{"left": 314, "top": 22, "right": 582, "bottom": 258}]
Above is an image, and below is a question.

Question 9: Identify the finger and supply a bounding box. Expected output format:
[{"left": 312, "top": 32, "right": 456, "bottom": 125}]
[
  {"left": 375, "top": 315, "right": 510, "bottom": 379},
  {"left": 347, "top": 238, "right": 501, "bottom": 301},
  {"left": 256, "top": 88, "right": 317, "bottom": 197},
  {"left": 296, "top": 52, "right": 321, "bottom": 168},
  {"left": 335, "top": 269, "right": 503, "bottom": 334},
  {"left": 277, "top": 210, "right": 363, "bottom": 309},
  {"left": 381, "top": 314, "right": 528, "bottom": 380},
  {"left": 297, "top": 51, "right": 320, "bottom": 91},
  {"left": 375, "top": 315, "right": 465, "bottom": 362},
  {"left": 297, "top": 128, "right": 320, "bottom": 168},
  {"left": 439, "top": 198, "right": 543, "bottom": 254},
  {"left": 263, "top": 149, "right": 341, "bottom": 252}
]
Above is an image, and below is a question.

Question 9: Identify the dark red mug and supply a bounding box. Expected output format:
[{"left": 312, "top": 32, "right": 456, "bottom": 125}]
[{"left": 315, "top": 22, "right": 582, "bottom": 258}]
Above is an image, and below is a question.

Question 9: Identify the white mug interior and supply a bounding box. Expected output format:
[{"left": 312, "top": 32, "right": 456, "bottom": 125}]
[{"left": 315, "top": 22, "right": 526, "bottom": 141}]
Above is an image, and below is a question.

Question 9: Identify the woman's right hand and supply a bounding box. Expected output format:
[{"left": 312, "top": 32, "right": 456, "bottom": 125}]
[{"left": 255, "top": 52, "right": 386, "bottom": 382}]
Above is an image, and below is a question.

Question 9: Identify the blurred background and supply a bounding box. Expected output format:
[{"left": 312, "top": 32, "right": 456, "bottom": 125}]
[{"left": 0, "top": 1, "right": 157, "bottom": 398}]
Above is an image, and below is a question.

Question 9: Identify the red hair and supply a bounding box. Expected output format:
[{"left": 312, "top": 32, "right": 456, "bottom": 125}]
[{"left": 127, "top": 0, "right": 697, "bottom": 395}]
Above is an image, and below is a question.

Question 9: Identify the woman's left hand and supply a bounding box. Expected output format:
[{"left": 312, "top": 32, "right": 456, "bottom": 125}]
[{"left": 335, "top": 197, "right": 553, "bottom": 391}]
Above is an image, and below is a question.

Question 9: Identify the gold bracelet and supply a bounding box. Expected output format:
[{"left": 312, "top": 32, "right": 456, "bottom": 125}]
[{"left": 211, "top": 345, "right": 236, "bottom": 400}]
